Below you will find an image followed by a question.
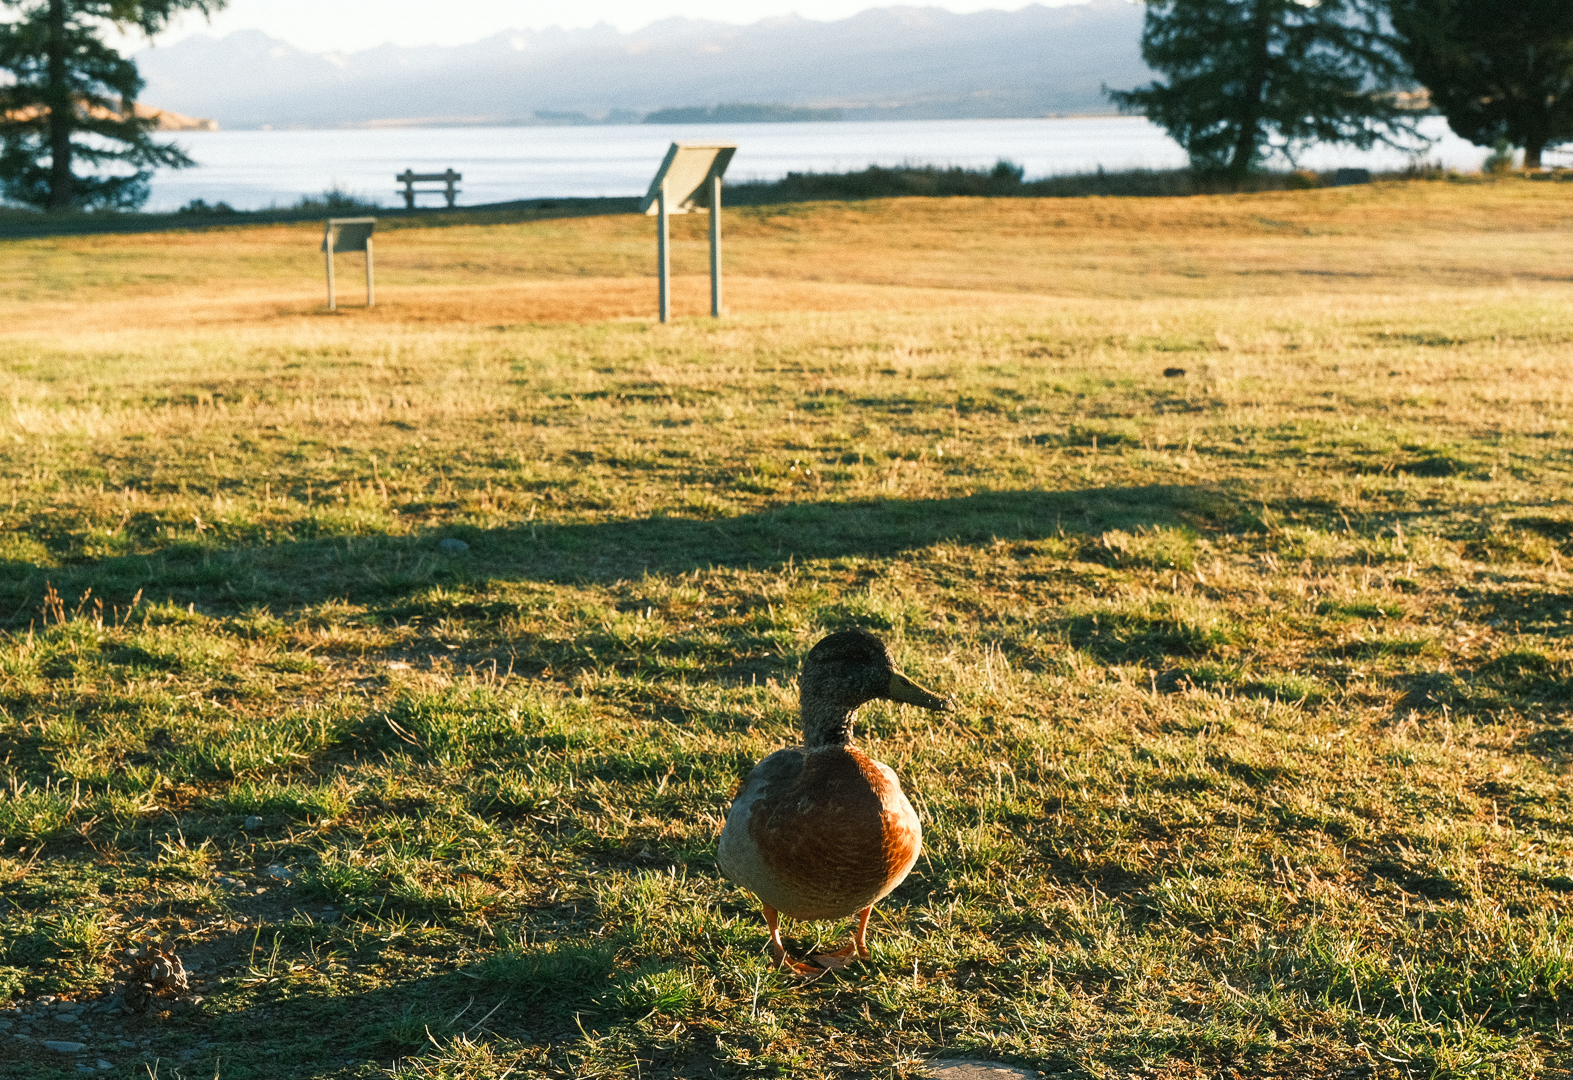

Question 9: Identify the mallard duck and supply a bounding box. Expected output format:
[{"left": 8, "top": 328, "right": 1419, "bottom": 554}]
[{"left": 717, "top": 629, "right": 951, "bottom": 976}]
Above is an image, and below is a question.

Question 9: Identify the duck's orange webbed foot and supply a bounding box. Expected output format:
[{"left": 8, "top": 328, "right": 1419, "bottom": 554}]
[
  {"left": 812, "top": 905, "right": 873, "bottom": 970},
  {"left": 762, "top": 904, "right": 826, "bottom": 979}
]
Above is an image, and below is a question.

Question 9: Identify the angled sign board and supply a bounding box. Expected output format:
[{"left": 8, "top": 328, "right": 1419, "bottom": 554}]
[
  {"left": 641, "top": 143, "right": 736, "bottom": 215},
  {"left": 322, "top": 217, "right": 375, "bottom": 253},
  {"left": 642, "top": 143, "right": 737, "bottom": 321}
]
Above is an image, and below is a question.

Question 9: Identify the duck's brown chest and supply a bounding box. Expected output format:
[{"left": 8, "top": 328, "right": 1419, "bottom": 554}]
[{"left": 743, "top": 746, "right": 922, "bottom": 919}]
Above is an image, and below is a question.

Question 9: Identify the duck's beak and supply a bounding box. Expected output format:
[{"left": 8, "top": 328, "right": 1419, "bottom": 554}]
[{"left": 886, "top": 671, "right": 952, "bottom": 711}]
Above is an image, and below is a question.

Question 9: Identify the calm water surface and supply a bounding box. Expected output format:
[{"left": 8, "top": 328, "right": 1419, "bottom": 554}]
[{"left": 147, "top": 116, "right": 1490, "bottom": 212}]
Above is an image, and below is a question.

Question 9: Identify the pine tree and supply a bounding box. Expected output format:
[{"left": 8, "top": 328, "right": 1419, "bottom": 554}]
[
  {"left": 0, "top": 0, "right": 224, "bottom": 211},
  {"left": 1109, "top": 0, "right": 1420, "bottom": 188},
  {"left": 1390, "top": 0, "right": 1573, "bottom": 170}
]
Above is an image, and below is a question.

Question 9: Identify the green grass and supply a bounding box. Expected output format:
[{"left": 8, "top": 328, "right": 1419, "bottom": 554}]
[{"left": 0, "top": 180, "right": 1571, "bottom": 1079}]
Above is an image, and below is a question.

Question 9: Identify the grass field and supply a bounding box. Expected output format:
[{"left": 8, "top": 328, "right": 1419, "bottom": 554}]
[{"left": 0, "top": 178, "right": 1571, "bottom": 1080}]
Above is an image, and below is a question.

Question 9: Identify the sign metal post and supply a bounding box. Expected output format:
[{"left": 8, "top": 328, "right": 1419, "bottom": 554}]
[
  {"left": 640, "top": 143, "right": 736, "bottom": 323},
  {"left": 709, "top": 172, "right": 721, "bottom": 318},
  {"left": 657, "top": 182, "right": 670, "bottom": 324}
]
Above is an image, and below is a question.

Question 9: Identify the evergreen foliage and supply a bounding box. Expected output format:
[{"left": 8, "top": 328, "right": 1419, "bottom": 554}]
[
  {"left": 0, "top": 0, "right": 223, "bottom": 212},
  {"left": 1109, "top": 0, "right": 1420, "bottom": 187},
  {"left": 1390, "top": 0, "right": 1573, "bottom": 169}
]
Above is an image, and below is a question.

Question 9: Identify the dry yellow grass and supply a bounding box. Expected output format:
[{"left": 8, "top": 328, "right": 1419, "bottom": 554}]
[
  {"left": 0, "top": 178, "right": 1571, "bottom": 1080},
  {"left": 4, "top": 177, "right": 1570, "bottom": 330}
]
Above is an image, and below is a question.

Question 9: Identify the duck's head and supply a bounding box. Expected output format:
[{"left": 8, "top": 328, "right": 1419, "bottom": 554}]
[{"left": 799, "top": 628, "right": 951, "bottom": 747}]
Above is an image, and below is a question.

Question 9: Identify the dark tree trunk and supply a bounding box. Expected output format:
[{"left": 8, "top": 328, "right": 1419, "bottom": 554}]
[
  {"left": 1228, "top": 0, "right": 1274, "bottom": 189},
  {"left": 1524, "top": 42, "right": 1547, "bottom": 169},
  {"left": 45, "top": 0, "right": 74, "bottom": 211}
]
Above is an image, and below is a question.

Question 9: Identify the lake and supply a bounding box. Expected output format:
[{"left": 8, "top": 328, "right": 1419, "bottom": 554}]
[{"left": 146, "top": 116, "right": 1493, "bottom": 213}]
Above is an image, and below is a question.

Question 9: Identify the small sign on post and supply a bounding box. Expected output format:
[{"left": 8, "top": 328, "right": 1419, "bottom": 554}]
[
  {"left": 640, "top": 142, "right": 736, "bottom": 323},
  {"left": 322, "top": 217, "right": 376, "bottom": 311}
]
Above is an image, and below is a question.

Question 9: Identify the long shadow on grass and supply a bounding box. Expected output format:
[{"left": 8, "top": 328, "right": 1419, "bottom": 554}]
[
  {"left": 90, "top": 933, "right": 804, "bottom": 1080},
  {"left": 0, "top": 484, "right": 1239, "bottom": 626}
]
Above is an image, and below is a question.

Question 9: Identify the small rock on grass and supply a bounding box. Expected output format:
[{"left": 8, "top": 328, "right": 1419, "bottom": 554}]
[
  {"left": 97, "top": 1063, "right": 113, "bottom": 1071},
  {"left": 438, "top": 537, "right": 469, "bottom": 554},
  {"left": 926, "top": 1062, "right": 1038, "bottom": 1080},
  {"left": 43, "top": 1039, "right": 87, "bottom": 1052},
  {"left": 244, "top": 816, "right": 264, "bottom": 831}
]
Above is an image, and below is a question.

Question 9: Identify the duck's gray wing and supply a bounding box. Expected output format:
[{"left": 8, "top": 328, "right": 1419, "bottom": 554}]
[{"left": 716, "top": 747, "right": 804, "bottom": 885}]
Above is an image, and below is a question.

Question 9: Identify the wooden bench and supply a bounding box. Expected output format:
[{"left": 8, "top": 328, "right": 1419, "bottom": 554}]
[{"left": 396, "top": 169, "right": 461, "bottom": 209}]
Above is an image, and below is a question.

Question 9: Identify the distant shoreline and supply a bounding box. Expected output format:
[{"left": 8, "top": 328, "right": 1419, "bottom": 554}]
[
  {"left": 221, "top": 111, "right": 1131, "bottom": 133},
  {"left": 7, "top": 115, "right": 1485, "bottom": 216},
  {"left": 0, "top": 163, "right": 1527, "bottom": 241}
]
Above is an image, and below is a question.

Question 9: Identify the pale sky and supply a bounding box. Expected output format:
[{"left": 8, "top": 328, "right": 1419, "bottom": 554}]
[{"left": 145, "top": 0, "right": 1089, "bottom": 54}]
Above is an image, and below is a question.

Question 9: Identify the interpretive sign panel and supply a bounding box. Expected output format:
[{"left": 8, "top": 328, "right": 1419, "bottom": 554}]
[
  {"left": 322, "top": 218, "right": 375, "bottom": 253},
  {"left": 640, "top": 144, "right": 736, "bottom": 216},
  {"left": 641, "top": 143, "right": 736, "bottom": 322},
  {"left": 321, "top": 217, "right": 376, "bottom": 310}
]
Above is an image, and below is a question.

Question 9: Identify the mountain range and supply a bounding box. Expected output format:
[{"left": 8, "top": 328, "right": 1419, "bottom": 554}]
[{"left": 132, "top": 2, "right": 1150, "bottom": 129}]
